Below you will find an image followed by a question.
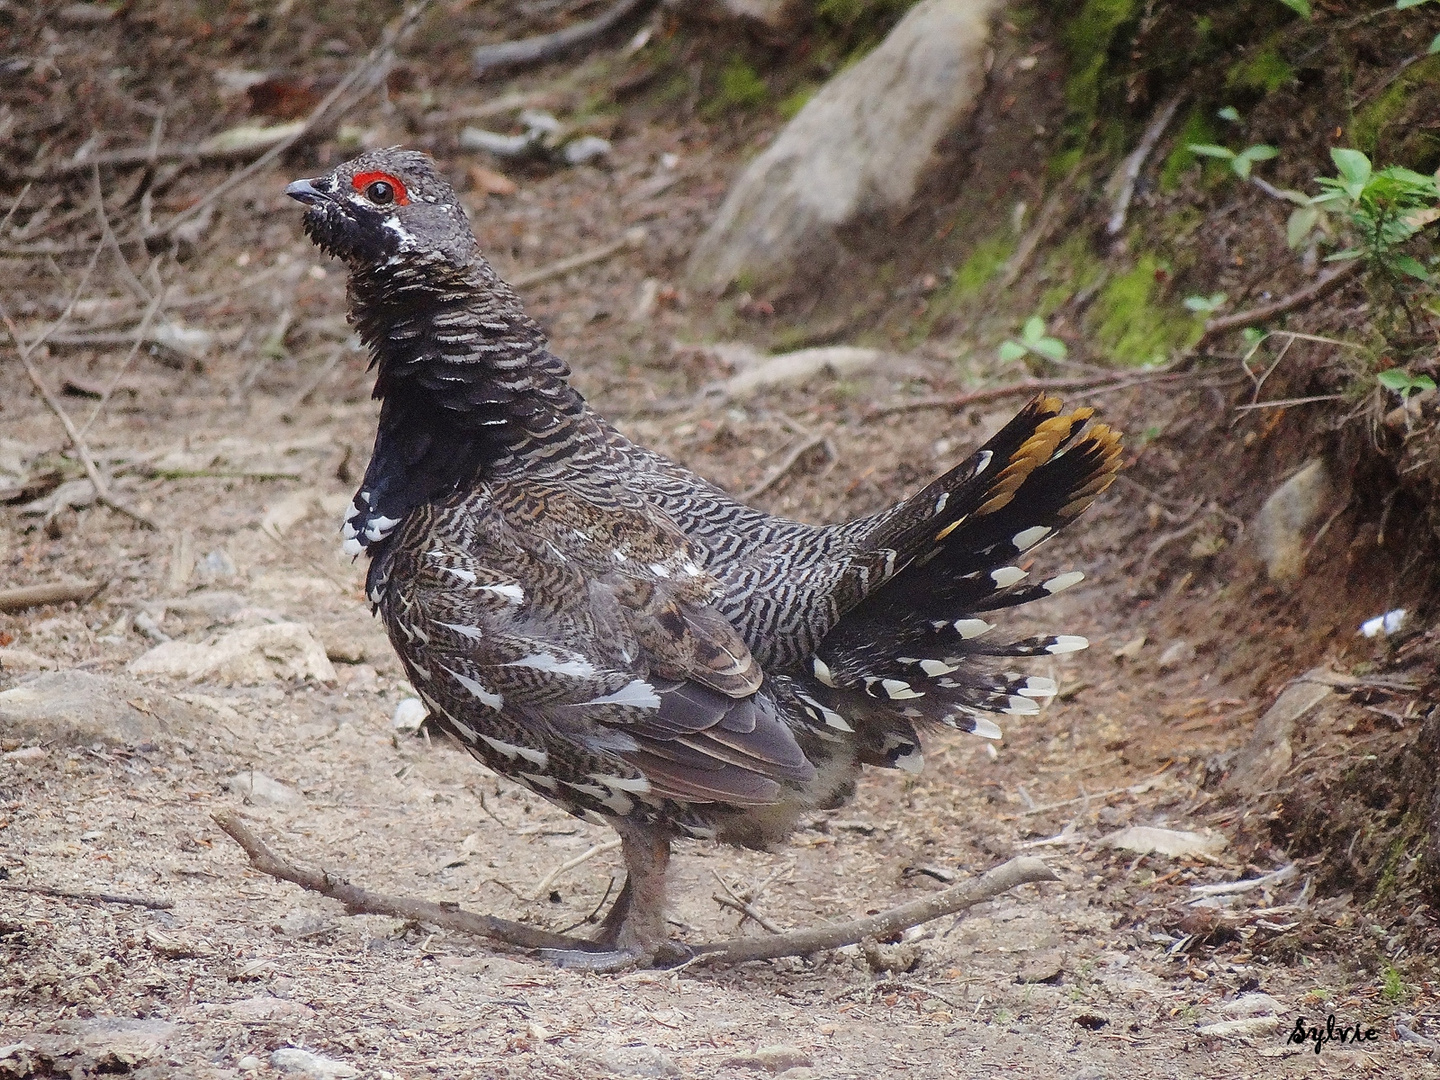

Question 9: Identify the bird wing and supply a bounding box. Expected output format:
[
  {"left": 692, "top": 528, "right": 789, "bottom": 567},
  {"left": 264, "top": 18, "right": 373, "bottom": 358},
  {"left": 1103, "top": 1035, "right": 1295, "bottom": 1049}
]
[{"left": 388, "top": 481, "right": 813, "bottom": 813}]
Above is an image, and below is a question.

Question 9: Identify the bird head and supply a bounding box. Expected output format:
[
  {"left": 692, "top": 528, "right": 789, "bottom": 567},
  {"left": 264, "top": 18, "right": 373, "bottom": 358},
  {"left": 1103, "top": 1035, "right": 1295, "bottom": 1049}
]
[{"left": 286, "top": 148, "right": 477, "bottom": 269}]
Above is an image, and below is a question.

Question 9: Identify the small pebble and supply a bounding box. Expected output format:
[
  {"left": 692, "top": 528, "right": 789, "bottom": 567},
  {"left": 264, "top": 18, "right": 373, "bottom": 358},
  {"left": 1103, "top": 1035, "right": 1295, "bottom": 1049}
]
[
  {"left": 392, "top": 697, "right": 426, "bottom": 733},
  {"left": 237, "top": 1056, "right": 262, "bottom": 1072}
]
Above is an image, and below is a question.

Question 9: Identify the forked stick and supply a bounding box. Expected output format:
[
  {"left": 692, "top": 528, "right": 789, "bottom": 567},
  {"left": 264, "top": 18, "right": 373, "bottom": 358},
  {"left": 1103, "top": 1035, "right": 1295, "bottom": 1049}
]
[
  {"left": 213, "top": 810, "right": 1055, "bottom": 968},
  {"left": 689, "top": 856, "right": 1057, "bottom": 966}
]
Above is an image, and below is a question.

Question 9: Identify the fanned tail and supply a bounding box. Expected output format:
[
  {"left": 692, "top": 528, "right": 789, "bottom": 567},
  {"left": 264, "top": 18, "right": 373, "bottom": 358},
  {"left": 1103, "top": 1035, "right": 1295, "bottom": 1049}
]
[{"left": 805, "top": 395, "right": 1123, "bottom": 761}]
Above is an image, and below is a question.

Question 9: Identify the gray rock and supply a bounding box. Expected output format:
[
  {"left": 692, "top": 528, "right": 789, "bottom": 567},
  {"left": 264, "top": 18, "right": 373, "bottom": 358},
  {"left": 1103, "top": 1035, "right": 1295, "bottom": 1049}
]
[
  {"left": 129, "top": 622, "right": 337, "bottom": 685},
  {"left": 1100, "top": 826, "right": 1227, "bottom": 858},
  {"left": 590, "top": 1045, "right": 682, "bottom": 1077},
  {"left": 270, "top": 1047, "right": 359, "bottom": 1078},
  {"left": 1253, "top": 458, "right": 1332, "bottom": 582},
  {"left": 1223, "top": 671, "right": 1333, "bottom": 794},
  {"left": 687, "top": 0, "right": 1004, "bottom": 293},
  {"left": 229, "top": 770, "right": 305, "bottom": 808},
  {"left": 1222, "top": 992, "right": 1282, "bottom": 1018},
  {"left": 726, "top": 1045, "right": 814, "bottom": 1072},
  {"left": 0, "top": 670, "right": 199, "bottom": 746}
]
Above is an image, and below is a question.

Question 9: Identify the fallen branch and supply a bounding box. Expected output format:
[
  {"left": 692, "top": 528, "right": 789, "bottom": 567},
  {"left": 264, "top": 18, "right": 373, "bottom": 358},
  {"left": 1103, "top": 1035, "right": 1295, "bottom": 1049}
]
[
  {"left": 0, "top": 580, "right": 108, "bottom": 614},
  {"left": 863, "top": 370, "right": 1181, "bottom": 420},
  {"left": 155, "top": 0, "right": 434, "bottom": 242},
  {"left": 0, "top": 881, "right": 172, "bottom": 910},
  {"left": 509, "top": 227, "right": 647, "bottom": 289},
  {"left": 473, "top": 0, "right": 656, "bottom": 75},
  {"left": 213, "top": 810, "right": 582, "bottom": 953},
  {"left": 740, "top": 433, "right": 830, "bottom": 502},
  {"left": 6, "top": 127, "right": 311, "bottom": 183},
  {"left": 688, "top": 856, "right": 1057, "bottom": 966},
  {"left": 1106, "top": 94, "right": 1184, "bottom": 237},
  {"left": 1198, "top": 261, "right": 1361, "bottom": 342},
  {"left": 995, "top": 160, "right": 1084, "bottom": 293}
]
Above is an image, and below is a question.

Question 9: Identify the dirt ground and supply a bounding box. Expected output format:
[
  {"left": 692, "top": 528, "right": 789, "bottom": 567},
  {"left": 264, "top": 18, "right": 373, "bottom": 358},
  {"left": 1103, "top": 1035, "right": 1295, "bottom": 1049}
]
[{"left": 4, "top": 3, "right": 1440, "bottom": 1078}]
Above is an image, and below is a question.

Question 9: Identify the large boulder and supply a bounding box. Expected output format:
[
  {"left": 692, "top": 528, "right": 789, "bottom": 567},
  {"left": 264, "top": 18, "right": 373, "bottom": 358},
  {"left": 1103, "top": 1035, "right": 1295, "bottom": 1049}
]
[{"left": 687, "top": 0, "right": 1004, "bottom": 294}]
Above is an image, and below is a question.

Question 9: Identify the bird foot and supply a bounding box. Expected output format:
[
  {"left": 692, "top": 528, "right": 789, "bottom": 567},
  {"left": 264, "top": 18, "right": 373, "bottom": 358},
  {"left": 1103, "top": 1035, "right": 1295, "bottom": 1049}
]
[{"left": 539, "top": 943, "right": 650, "bottom": 972}]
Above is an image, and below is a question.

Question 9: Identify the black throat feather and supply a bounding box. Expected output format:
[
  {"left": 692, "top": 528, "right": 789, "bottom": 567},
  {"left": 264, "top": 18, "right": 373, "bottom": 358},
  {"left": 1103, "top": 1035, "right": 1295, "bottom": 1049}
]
[{"left": 340, "top": 247, "right": 585, "bottom": 564}]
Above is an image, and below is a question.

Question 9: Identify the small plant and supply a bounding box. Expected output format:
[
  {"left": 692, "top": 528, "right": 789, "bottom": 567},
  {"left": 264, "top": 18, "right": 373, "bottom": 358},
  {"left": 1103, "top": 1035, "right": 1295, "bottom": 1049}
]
[
  {"left": 1216, "top": 106, "right": 1241, "bottom": 122},
  {"left": 1382, "top": 964, "right": 1408, "bottom": 1004},
  {"left": 1188, "top": 142, "right": 1279, "bottom": 180},
  {"left": 1183, "top": 292, "right": 1227, "bottom": 315},
  {"left": 999, "top": 316, "right": 1067, "bottom": 364},
  {"left": 1377, "top": 367, "right": 1436, "bottom": 401},
  {"left": 1306, "top": 148, "right": 1440, "bottom": 283}
]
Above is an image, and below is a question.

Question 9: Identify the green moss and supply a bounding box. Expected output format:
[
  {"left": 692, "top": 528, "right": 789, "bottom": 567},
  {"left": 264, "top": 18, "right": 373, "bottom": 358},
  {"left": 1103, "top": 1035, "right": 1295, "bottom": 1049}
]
[
  {"left": 1061, "top": 0, "right": 1139, "bottom": 138},
  {"left": 778, "top": 83, "right": 818, "bottom": 120},
  {"left": 1088, "top": 254, "right": 1200, "bottom": 366},
  {"left": 1353, "top": 54, "right": 1440, "bottom": 162},
  {"left": 709, "top": 56, "right": 768, "bottom": 114},
  {"left": 948, "top": 233, "right": 1016, "bottom": 300},
  {"left": 1226, "top": 43, "right": 1293, "bottom": 95},
  {"left": 1159, "top": 107, "right": 1218, "bottom": 191}
]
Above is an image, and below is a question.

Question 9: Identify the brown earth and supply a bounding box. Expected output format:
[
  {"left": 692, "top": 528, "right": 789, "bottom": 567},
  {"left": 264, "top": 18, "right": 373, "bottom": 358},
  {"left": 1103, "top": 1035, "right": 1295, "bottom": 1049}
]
[{"left": 3, "top": 2, "right": 1440, "bottom": 1078}]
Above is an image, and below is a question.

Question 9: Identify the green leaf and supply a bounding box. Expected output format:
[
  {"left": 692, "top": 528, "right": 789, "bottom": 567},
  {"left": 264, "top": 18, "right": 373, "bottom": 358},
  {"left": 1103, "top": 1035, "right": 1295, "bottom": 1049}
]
[
  {"left": 1232, "top": 155, "right": 1253, "bottom": 179},
  {"left": 1287, "top": 206, "right": 1321, "bottom": 248},
  {"left": 998, "top": 340, "right": 1028, "bottom": 363},
  {"left": 1242, "top": 327, "right": 1266, "bottom": 347},
  {"left": 1240, "top": 144, "right": 1279, "bottom": 163},
  {"left": 1021, "top": 316, "right": 1046, "bottom": 342},
  {"left": 1031, "top": 337, "right": 1068, "bottom": 363},
  {"left": 1217, "top": 106, "right": 1241, "bottom": 122},
  {"left": 1276, "top": 0, "right": 1311, "bottom": 14},
  {"left": 1417, "top": 375, "right": 1438, "bottom": 392},
  {"left": 1188, "top": 143, "right": 1236, "bottom": 160},
  {"left": 1393, "top": 254, "right": 1431, "bottom": 281},
  {"left": 1378, "top": 369, "right": 1416, "bottom": 391},
  {"left": 1331, "top": 147, "right": 1372, "bottom": 188},
  {"left": 1429, "top": 32, "right": 1440, "bottom": 54},
  {"left": 1398, "top": 0, "right": 1431, "bottom": 9},
  {"left": 1183, "top": 293, "right": 1227, "bottom": 313}
]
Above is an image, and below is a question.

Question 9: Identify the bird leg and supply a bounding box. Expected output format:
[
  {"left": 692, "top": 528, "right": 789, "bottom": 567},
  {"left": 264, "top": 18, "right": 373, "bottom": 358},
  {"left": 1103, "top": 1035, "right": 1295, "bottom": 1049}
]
[{"left": 541, "top": 823, "right": 679, "bottom": 971}]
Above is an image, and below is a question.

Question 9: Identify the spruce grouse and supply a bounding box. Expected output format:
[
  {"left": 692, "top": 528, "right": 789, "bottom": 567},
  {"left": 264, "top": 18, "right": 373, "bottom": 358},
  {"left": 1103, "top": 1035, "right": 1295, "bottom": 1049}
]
[{"left": 287, "top": 148, "right": 1123, "bottom": 969}]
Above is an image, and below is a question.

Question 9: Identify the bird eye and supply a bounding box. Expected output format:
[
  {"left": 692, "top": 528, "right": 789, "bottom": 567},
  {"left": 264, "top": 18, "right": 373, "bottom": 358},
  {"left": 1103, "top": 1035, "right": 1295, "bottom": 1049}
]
[{"left": 365, "top": 180, "right": 395, "bottom": 205}]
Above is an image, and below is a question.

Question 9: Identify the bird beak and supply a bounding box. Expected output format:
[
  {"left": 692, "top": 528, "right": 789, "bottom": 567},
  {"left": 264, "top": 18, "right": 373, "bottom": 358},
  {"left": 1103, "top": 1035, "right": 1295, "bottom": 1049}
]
[{"left": 285, "top": 178, "right": 327, "bottom": 205}]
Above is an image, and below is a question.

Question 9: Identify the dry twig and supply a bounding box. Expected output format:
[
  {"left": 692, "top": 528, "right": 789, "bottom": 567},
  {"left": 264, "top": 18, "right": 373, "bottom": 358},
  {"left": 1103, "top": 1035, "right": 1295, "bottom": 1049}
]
[
  {"left": 740, "top": 433, "right": 831, "bottom": 502},
  {"left": 1106, "top": 95, "right": 1184, "bottom": 237},
  {"left": 0, "top": 580, "right": 108, "bottom": 614},
  {"left": 0, "top": 881, "right": 172, "bottom": 910},
  {"left": 213, "top": 811, "right": 583, "bottom": 952},
  {"left": 1197, "top": 262, "right": 1361, "bottom": 342},
  {"left": 530, "top": 838, "right": 622, "bottom": 901},
  {"left": 711, "top": 869, "right": 787, "bottom": 935},
  {"left": 509, "top": 227, "right": 647, "bottom": 289},
  {"left": 863, "top": 370, "right": 1184, "bottom": 420},
  {"left": 0, "top": 254, "right": 159, "bottom": 530},
  {"left": 995, "top": 160, "right": 1084, "bottom": 293},
  {"left": 473, "top": 0, "right": 656, "bottom": 75},
  {"left": 155, "top": 0, "right": 435, "bottom": 242}
]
